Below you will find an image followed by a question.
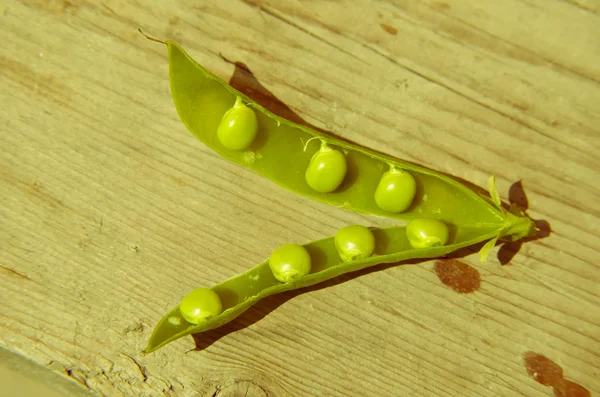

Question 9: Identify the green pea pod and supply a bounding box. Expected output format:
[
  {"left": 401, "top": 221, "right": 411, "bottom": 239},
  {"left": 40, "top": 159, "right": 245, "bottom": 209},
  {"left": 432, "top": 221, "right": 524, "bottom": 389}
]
[
  {"left": 141, "top": 35, "right": 537, "bottom": 353},
  {"left": 146, "top": 224, "right": 502, "bottom": 353},
  {"left": 164, "top": 40, "right": 533, "bottom": 239}
]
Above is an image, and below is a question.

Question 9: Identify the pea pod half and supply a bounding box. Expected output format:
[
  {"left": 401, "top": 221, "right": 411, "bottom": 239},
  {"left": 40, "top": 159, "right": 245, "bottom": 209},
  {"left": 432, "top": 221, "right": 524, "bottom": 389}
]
[
  {"left": 164, "top": 40, "right": 532, "bottom": 238},
  {"left": 146, "top": 223, "right": 504, "bottom": 353},
  {"left": 141, "top": 34, "right": 537, "bottom": 353}
]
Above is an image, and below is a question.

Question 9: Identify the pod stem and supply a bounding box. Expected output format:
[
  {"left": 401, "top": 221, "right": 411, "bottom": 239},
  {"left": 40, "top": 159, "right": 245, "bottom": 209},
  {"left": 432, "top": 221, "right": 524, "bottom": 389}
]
[
  {"left": 500, "top": 210, "right": 536, "bottom": 241},
  {"left": 138, "top": 28, "right": 166, "bottom": 44}
]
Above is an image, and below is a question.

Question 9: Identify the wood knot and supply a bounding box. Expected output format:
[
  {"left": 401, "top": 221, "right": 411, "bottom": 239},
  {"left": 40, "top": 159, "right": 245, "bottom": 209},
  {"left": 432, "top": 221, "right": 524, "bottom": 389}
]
[{"left": 214, "top": 379, "right": 269, "bottom": 397}]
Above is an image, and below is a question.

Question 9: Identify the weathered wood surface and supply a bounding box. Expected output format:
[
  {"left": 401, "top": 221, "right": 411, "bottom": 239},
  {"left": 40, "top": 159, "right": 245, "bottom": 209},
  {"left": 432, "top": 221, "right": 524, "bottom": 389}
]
[{"left": 1, "top": 1, "right": 599, "bottom": 396}]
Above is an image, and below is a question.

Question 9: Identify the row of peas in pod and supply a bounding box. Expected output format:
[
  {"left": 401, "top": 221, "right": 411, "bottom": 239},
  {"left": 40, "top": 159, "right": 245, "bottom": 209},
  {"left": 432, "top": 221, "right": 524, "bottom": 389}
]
[
  {"left": 216, "top": 96, "right": 451, "bottom": 248},
  {"left": 217, "top": 96, "right": 420, "bottom": 213},
  {"left": 179, "top": 220, "right": 449, "bottom": 325}
]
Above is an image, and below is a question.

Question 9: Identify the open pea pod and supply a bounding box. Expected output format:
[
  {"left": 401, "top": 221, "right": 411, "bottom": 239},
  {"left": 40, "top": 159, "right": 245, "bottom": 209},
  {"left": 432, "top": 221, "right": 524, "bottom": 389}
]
[
  {"left": 147, "top": 224, "right": 501, "bottom": 353},
  {"left": 142, "top": 36, "right": 536, "bottom": 353},
  {"left": 165, "top": 41, "right": 533, "bottom": 240}
]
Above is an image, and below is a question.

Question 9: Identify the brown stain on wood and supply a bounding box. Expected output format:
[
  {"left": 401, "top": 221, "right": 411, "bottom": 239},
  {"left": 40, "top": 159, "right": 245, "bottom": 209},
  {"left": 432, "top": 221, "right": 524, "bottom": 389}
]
[
  {"left": 524, "top": 352, "right": 564, "bottom": 386},
  {"left": 0, "top": 56, "right": 71, "bottom": 108},
  {"left": 523, "top": 352, "right": 590, "bottom": 397},
  {"left": 434, "top": 259, "right": 480, "bottom": 293},
  {"left": 432, "top": 2, "right": 451, "bottom": 11},
  {"left": 380, "top": 24, "right": 398, "bottom": 36},
  {"left": 512, "top": 102, "right": 529, "bottom": 112},
  {"left": 20, "top": 0, "right": 81, "bottom": 14},
  {"left": 175, "top": 178, "right": 188, "bottom": 187},
  {"left": 554, "top": 379, "right": 592, "bottom": 397},
  {"left": 30, "top": 180, "right": 66, "bottom": 209}
]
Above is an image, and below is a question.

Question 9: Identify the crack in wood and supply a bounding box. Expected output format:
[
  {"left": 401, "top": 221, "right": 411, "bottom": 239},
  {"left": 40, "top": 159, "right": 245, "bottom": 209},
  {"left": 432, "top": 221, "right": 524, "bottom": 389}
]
[
  {"left": 240, "top": 0, "right": 368, "bottom": 65},
  {"left": 0, "top": 264, "right": 31, "bottom": 280},
  {"left": 120, "top": 354, "right": 148, "bottom": 382}
]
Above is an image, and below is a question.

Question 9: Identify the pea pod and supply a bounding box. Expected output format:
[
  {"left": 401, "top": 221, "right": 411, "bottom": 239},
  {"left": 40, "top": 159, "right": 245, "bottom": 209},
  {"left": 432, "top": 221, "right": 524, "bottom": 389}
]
[
  {"left": 146, "top": 224, "right": 503, "bottom": 353},
  {"left": 141, "top": 34, "right": 537, "bottom": 353},
  {"left": 163, "top": 40, "right": 532, "bottom": 235}
]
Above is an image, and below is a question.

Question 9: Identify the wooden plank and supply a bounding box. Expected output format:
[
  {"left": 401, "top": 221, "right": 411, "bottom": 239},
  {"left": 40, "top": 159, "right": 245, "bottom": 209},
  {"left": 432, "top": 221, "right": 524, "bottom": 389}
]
[{"left": 1, "top": 0, "right": 598, "bottom": 396}]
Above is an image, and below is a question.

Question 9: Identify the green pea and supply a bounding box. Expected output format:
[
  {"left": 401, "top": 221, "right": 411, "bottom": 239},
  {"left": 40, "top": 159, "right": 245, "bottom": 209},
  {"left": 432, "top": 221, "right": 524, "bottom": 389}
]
[
  {"left": 305, "top": 143, "right": 347, "bottom": 193},
  {"left": 179, "top": 287, "right": 223, "bottom": 325},
  {"left": 374, "top": 168, "right": 416, "bottom": 213},
  {"left": 269, "top": 243, "right": 312, "bottom": 283},
  {"left": 216, "top": 97, "right": 258, "bottom": 150},
  {"left": 406, "top": 218, "right": 449, "bottom": 249},
  {"left": 334, "top": 225, "right": 375, "bottom": 262}
]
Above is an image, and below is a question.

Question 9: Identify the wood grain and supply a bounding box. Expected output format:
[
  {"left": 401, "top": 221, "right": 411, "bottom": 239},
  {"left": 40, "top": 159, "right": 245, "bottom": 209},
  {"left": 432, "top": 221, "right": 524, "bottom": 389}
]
[{"left": 1, "top": 0, "right": 599, "bottom": 396}]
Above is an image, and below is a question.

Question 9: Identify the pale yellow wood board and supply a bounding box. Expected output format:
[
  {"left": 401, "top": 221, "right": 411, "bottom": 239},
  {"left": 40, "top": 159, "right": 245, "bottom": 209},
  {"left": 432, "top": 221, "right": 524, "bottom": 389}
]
[{"left": 1, "top": 1, "right": 599, "bottom": 396}]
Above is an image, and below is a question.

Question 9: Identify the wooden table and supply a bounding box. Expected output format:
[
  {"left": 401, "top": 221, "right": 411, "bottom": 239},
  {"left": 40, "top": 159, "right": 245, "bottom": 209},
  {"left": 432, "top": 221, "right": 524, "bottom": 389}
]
[{"left": 2, "top": 1, "right": 598, "bottom": 396}]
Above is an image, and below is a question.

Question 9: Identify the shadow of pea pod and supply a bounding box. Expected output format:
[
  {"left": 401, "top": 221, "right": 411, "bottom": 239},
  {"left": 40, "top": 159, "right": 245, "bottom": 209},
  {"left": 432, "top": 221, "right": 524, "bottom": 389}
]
[
  {"left": 434, "top": 180, "right": 550, "bottom": 266},
  {"left": 190, "top": 248, "right": 485, "bottom": 353},
  {"left": 496, "top": 180, "right": 551, "bottom": 265},
  {"left": 219, "top": 54, "right": 361, "bottom": 145}
]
